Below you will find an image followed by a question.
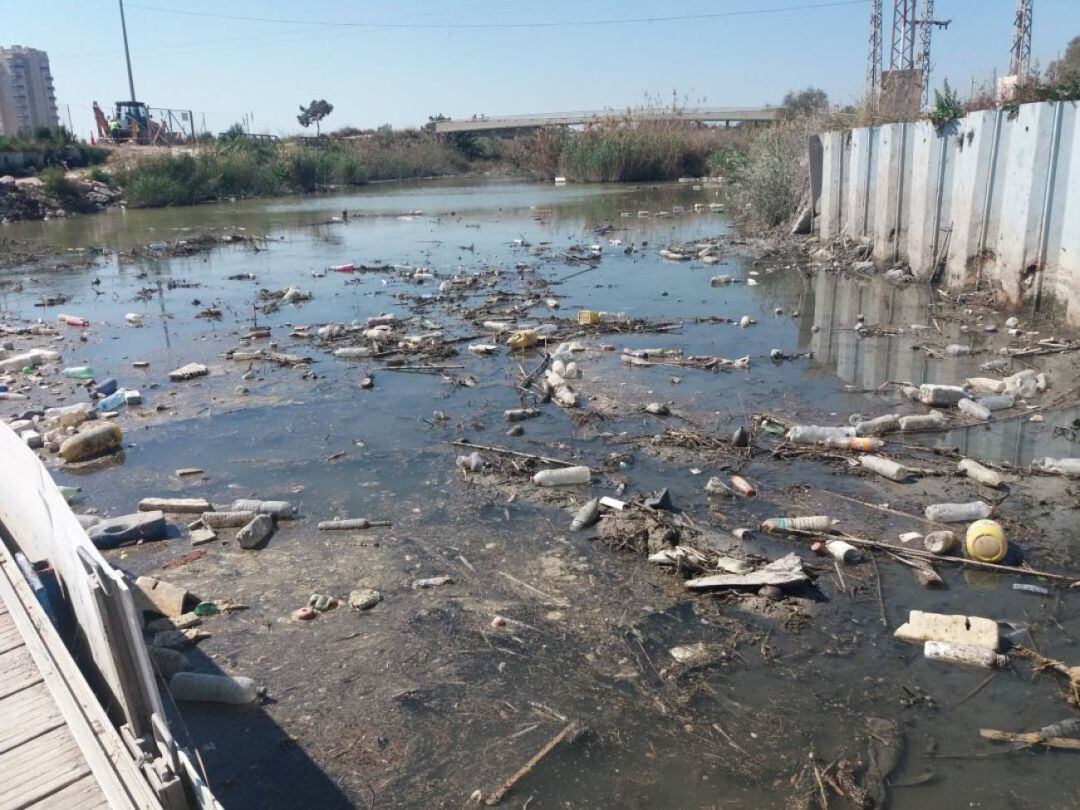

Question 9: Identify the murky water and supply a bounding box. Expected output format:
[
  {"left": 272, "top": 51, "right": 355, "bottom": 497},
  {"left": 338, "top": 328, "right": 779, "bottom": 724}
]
[{"left": 3, "top": 178, "right": 1079, "bottom": 809}]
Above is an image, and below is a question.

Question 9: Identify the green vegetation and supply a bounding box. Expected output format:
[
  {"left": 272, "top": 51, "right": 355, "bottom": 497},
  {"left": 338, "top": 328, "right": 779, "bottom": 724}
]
[
  {"left": 0, "top": 127, "right": 106, "bottom": 170},
  {"left": 719, "top": 119, "right": 810, "bottom": 228},
  {"left": 929, "top": 80, "right": 965, "bottom": 131},
  {"left": 505, "top": 118, "right": 746, "bottom": 183},
  {"left": 40, "top": 166, "right": 92, "bottom": 211},
  {"left": 779, "top": 87, "right": 829, "bottom": 120},
  {"left": 297, "top": 99, "right": 334, "bottom": 135},
  {"left": 115, "top": 131, "right": 469, "bottom": 208}
]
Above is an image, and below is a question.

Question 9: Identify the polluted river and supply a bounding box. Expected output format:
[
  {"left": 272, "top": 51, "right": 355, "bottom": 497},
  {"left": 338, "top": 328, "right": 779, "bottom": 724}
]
[{"left": 2, "top": 178, "right": 1079, "bottom": 809}]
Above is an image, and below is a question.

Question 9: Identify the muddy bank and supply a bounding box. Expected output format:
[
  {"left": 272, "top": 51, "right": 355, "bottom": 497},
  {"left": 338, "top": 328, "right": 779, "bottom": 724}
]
[{"left": 2, "top": 179, "right": 1080, "bottom": 808}]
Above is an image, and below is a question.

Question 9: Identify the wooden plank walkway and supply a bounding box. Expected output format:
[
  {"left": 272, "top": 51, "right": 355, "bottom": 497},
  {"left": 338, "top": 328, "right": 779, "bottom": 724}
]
[{"left": 0, "top": 551, "right": 161, "bottom": 810}]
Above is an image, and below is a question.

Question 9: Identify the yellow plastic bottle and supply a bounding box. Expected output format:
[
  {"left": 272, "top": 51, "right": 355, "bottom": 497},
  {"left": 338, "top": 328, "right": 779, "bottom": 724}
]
[{"left": 965, "top": 519, "right": 1007, "bottom": 563}]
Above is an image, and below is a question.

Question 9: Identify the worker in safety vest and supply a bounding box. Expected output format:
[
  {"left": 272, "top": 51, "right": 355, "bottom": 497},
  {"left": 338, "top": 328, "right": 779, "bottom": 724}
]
[{"left": 107, "top": 117, "right": 120, "bottom": 144}]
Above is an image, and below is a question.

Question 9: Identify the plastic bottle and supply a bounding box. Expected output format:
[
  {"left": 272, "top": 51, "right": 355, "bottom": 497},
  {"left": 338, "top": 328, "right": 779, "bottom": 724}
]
[
  {"left": 58, "top": 313, "right": 88, "bottom": 327},
  {"left": 760, "top": 516, "right": 832, "bottom": 533},
  {"left": 570, "top": 499, "right": 600, "bottom": 531},
  {"left": 923, "top": 531, "right": 958, "bottom": 555},
  {"left": 899, "top": 412, "right": 946, "bottom": 431},
  {"left": 564, "top": 361, "right": 579, "bottom": 379},
  {"left": 957, "top": 398, "right": 991, "bottom": 421},
  {"left": 94, "top": 378, "right": 119, "bottom": 397},
  {"left": 730, "top": 475, "right": 756, "bottom": 497},
  {"left": 169, "top": 672, "right": 258, "bottom": 704},
  {"left": 919, "top": 384, "right": 964, "bottom": 407},
  {"left": 551, "top": 358, "right": 566, "bottom": 376},
  {"left": 231, "top": 499, "right": 295, "bottom": 519},
  {"left": 533, "top": 466, "right": 591, "bottom": 486},
  {"left": 957, "top": 459, "right": 1004, "bottom": 489},
  {"left": 786, "top": 425, "right": 855, "bottom": 444},
  {"left": 925, "top": 501, "right": 992, "bottom": 523},
  {"left": 62, "top": 366, "right": 95, "bottom": 379},
  {"left": 334, "top": 347, "right": 373, "bottom": 359},
  {"left": 944, "top": 344, "right": 972, "bottom": 356},
  {"left": 124, "top": 313, "right": 143, "bottom": 326},
  {"left": 966, "top": 377, "right": 1006, "bottom": 395},
  {"left": 506, "top": 329, "right": 539, "bottom": 350},
  {"left": 45, "top": 402, "right": 96, "bottom": 429},
  {"left": 854, "top": 414, "right": 899, "bottom": 436},
  {"left": 826, "top": 540, "right": 859, "bottom": 563},
  {"left": 859, "top": 455, "right": 907, "bottom": 481},
  {"left": 964, "top": 519, "right": 1007, "bottom": 562},
  {"left": 200, "top": 511, "right": 257, "bottom": 528},
  {"left": 59, "top": 423, "right": 122, "bottom": 462},
  {"left": 97, "top": 390, "right": 127, "bottom": 412},
  {"left": 978, "top": 395, "right": 1014, "bottom": 412},
  {"left": 826, "top": 436, "right": 885, "bottom": 451},
  {"left": 1032, "top": 457, "right": 1080, "bottom": 478}
]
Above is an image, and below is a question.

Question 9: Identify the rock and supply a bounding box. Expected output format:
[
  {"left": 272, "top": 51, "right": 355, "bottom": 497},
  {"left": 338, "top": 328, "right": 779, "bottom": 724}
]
[
  {"left": 644, "top": 402, "right": 670, "bottom": 416},
  {"left": 235, "top": 514, "right": 274, "bottom": 549},
  {"left": 189, "top": 527, "right": 217, "bottom": 546},
  {"left": 348, "top": 589, "right": 382, "bottom": 610},
  {"left": 138, "top": 497, "right": 212, "bottom": 513},
  {"left": 21, "top": 429, "right": 43, "bottom": 449},
  {"left": 134, "top": 575, "right": 190, "bottom": 617},
  {"left": 87, "top": 510, "right": 168, "bottom": 548}
]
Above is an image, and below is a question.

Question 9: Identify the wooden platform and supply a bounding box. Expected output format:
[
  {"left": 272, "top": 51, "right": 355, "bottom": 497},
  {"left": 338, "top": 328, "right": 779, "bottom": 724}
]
[{"left": 0, "top": 550, "right": 161, "bottom": 810}]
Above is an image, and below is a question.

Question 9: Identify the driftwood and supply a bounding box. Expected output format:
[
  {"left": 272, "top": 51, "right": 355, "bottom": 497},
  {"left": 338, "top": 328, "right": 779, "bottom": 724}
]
[
  {"left": 485, "top": 721, "right": 580, "bottom": 805},
  {"left": 979, "top": 729, "right": 1080, "bottom": 750},
  {"left": 448, "top": 440, "right": 580, "bottom": 468}
]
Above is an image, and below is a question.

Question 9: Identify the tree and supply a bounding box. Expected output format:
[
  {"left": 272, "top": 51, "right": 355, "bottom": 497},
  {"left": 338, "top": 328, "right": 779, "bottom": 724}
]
[
  {"left": 297, "top": 99, "right": 334, "bottom": 136},
  {"left": 1047, "top": 35, "right": 1080, "bottom": 84},
  {"left": 779, "top": 87, "right": 829, "bottom": 120}
]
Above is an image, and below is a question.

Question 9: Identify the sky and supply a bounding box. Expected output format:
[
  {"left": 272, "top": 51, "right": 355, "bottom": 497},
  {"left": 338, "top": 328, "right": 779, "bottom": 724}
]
[{"left": 5, "top": 0, "right": 1079, "bottom": 139}]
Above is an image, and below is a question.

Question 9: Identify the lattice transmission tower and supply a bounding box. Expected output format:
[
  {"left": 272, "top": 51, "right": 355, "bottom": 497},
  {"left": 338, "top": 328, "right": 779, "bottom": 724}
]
[
  {"left": 1009, "top": 0, "right": 1034, "bottom": 77},
  {"left": 889, "top": 0, "right": 918, "bottom": 71},
  {"left": 867, "top": 0, "right": 883, "bottom": 97}
]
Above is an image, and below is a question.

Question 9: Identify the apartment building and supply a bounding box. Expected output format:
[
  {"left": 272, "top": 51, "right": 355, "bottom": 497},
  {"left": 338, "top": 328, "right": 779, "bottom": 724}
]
[{"left": 0, "top": 46, "right": 60, "bottom": 135}]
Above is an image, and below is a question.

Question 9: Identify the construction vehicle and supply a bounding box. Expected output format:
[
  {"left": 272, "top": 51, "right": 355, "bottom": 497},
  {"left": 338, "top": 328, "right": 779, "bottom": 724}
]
[{"left": 93, "top": 100, "right": 194, "bottom": 145}]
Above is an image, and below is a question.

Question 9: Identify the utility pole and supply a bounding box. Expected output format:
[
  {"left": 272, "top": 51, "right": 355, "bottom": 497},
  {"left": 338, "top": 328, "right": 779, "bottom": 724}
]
[
  {"left": 1009, "top": 0, "right": 1034, "bottom": 78},
  {"left": 118, "top": 0, "right": 137, "bottom": 101},
  {"left": 868, "top": 0, "right": 883, "bottom": 99}
]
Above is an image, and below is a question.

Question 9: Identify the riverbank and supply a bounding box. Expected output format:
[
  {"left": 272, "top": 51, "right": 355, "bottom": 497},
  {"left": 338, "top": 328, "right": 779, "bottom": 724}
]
[{"left": 2, "top": 179, "right": 1079, "bottom": 807}]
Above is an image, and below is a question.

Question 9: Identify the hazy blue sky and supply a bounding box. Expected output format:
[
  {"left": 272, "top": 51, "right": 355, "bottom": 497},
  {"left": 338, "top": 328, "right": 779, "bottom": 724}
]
[{"left": 7, "top": 0, "right": 1080, "bottom": 137}]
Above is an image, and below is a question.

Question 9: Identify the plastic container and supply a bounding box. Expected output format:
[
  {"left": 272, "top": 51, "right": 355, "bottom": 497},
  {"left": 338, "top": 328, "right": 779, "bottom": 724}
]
[
  {"left": 786, "top": 425, "right": 855, "bottom": 444},
  {"left": 925, "top": 501, "right": 992, "bottom": 523},
  {"left": 859, "top": 455, "right": 907, "bottom": 481},
  {"left": 761, "top": 516, "right": 832, "bottom": 533},
  {"left": 58, "top": 313, "right": 88, "bottom": 327},
  {"left": 97, "top": 390, "right": 127, "bottom": 412},
  {"left": 124, "top": 313, "right": 143, "bottom": 326},
  {"left": 507, "top": 329, "right": 539, "bottom": 350},
  {"left": 854, "top": 414, "right": 899, "bottom": 436},
  {"left": 533, "top": 466, "right": 591, "bottom": 486},
  {"left": 1032, "top": 457, "right": 1080, "bottom": 477},
  {"left": 61, "top": 366, "right": 95, "bottom": 379},
  {"left": 578, "top": 310, "right": 600, "bottom": 325},
  {"left": 923, "top": 530, "right": 958, "bottom": 555},
  {"left": 94, "top": 378, "right": 118, "bottom": 397},
  {"left": 964, "top": 519, "right": 1007, "bottom": 563},
  {"left": 957, "top": 458, "right": 1004, "bottom": 489},
  {"left": 564, "top": 361, "right": 579, "bottom": 379},
  {"left": 957, "top": 398, "right": 991, "bottom": 421},
  {"left": 169, "top": 672, "right": 258, "bottom": 704},
  {"left": 551, "top": 359, "right": 566, "bottom": 376},
  {"left": 826, "top": 436, "right": 885, "bottom": 451},
  {"left": 944, "top": 344, "right": 972, "bottom": 356}
]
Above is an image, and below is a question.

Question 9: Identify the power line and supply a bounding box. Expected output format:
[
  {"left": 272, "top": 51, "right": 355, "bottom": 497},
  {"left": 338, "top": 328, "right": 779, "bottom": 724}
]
[{"left": 124, "top": 0, "right": 871, "bottom": 30}]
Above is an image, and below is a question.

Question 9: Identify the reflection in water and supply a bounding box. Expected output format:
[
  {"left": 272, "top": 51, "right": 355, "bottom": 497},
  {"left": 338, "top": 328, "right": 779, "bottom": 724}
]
[{"left": 805, "top": 271, "right": 1078, "bottom": 465}]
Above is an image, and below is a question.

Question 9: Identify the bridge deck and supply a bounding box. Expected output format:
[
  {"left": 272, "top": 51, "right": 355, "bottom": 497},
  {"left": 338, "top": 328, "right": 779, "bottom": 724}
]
[
  {"left": 433, "top": 107, "right": 777, "bottom": 133},
  {"left": 0, "top": 542, "right": 158, "bottom": 810}
]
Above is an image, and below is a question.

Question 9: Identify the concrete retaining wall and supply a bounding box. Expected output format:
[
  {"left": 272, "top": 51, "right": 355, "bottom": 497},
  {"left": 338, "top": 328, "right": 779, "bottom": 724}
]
[{"left": 815, "top": 101, "right": 1080, "bottom": 323}]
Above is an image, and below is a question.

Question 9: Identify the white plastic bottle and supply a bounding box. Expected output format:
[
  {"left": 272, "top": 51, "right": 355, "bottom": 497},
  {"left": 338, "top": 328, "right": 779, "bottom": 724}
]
[
  {"left": 533, "top": 466, "right": 591, "bottom": 486},
  {"left": 924, "top": 501, "right": 992, "bottom": 523},
  {"left": 786, "top": 425, "right": 855, "bottom": 444}
]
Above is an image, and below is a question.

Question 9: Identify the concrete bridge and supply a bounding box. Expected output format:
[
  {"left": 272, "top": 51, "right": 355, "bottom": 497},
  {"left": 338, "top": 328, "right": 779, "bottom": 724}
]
[{"left": 433, "top": 106, "right": 777, "bottom": 133}]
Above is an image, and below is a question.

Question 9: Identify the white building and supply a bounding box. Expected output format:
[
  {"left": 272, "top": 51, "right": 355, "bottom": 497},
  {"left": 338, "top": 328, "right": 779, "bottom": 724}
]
[{"left": 0, "top": 46, "right": 60, "bottom": 135}]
